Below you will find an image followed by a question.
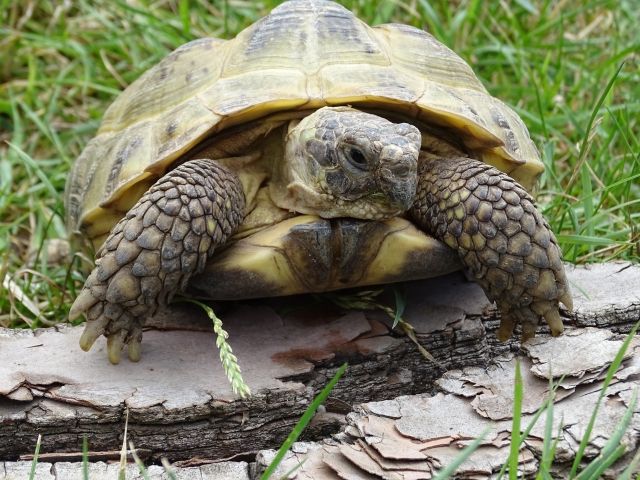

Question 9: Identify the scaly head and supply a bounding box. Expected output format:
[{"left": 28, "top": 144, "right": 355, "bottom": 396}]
[{"left": 271, "top": 106, "right": 421, "bottom": 219}]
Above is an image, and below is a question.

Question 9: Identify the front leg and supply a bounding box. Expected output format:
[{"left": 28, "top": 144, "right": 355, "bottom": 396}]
[
  {"left": 69, "top": 159, "right": 245, "bottom": 364},
  {"left": 410, "top": 155, "right": 572, "bottom": 342}
]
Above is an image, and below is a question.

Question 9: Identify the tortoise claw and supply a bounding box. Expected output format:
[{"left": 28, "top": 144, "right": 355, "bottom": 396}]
[
  {"left": 79, "top": 312, "right": 142, "bottom": 363},
  {"left": 560, "top": 291, "right": 574, "bottom": 311},
  {"left": 521, "top": 320, "right": 538, "bottom": 343},
  {"left": 69, "top": 287, "right": 99, "bottom": 321},
  {"left": 496, "top": 314, "right": 516, "bottom": 342},
  {"left": 107, "top": 331, "right": 127, "bottom": 365},
  {"left": 544, "top": 308, "right": 564, "bottom": 337},
  {"left": 79, "top": 316, "right": 109, "bottom": 351},
  {"left": 127, "top": 328, "right": 142, "bottom": 362},
  {"left": 128, "top": 340, "right": 141, "bottom": 363}
]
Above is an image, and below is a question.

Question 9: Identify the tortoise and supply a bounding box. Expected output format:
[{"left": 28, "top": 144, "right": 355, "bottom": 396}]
[{"left": 66, "top": 0, "right": 572, "bottom": 364}]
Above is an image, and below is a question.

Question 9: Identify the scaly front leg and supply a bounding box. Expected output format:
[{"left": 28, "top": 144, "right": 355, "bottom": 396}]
[
  {"left": 69, "top": 159, "right": 245, "bottom": 363},
  {"left": 410, "top": 155, "right": 572, "bottom": 341}
]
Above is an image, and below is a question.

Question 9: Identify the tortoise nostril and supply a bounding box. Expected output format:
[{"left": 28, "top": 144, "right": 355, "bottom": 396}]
[
  {"left": 380, "top": 159, "right": 415, "bottom": 179},
  {"left": 390, "top": 163, "right": 411, "bottom": 177},
  {"left": 379, "top": 143, "right": 418, "bottom": 179}
]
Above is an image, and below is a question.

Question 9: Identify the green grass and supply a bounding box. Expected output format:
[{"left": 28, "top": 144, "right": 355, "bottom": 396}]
[
  {"left": 1, "top": 0, "right": 638, "bottom": 329},
  {"left": 260, "top": 362, "right": 348, "bottom": 479}
]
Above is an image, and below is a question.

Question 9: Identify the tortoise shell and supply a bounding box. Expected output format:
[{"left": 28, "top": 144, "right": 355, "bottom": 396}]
[{"left": 66, "top": 0, "right": 542, "bottom": 248}]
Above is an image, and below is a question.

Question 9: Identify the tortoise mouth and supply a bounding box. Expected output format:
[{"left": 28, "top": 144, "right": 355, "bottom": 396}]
[{"left": 188, "top": 215, "right": 461, "bottom": 300}]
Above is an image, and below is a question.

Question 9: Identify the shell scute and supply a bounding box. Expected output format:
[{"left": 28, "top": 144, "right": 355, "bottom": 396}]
[{"left": 67, "top": 0, "right": 542, "bottom": 243}]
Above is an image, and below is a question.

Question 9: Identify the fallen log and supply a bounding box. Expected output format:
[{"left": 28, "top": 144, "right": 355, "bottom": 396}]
[{"left": 0, "top": 262, "right": 638, "bottom": 467}]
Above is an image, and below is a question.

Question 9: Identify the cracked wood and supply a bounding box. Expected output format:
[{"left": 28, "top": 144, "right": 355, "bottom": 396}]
[{"left": 0, "top": 262, "right": 638, "bottom": 465}]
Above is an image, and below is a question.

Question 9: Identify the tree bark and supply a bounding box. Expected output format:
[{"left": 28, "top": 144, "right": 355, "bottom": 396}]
[{"left": 1, "top": 262, "right": 638, "bottom": 472}]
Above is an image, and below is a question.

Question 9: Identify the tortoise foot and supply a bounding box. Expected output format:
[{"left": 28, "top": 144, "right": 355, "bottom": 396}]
[
  {"left": 411, "top": 155, "right": 572, "bottom": 341},
  {"left": 70, "top": 159, "right": 245, "bottom": 363},
  {"left": 72, "top": 268, "right": 144, "bottom": 364}
]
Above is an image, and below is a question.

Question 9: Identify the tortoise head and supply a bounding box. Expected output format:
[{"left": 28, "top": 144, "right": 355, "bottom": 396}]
[{"left": 271, "top": 106, "right": 421, "bottom": 220}]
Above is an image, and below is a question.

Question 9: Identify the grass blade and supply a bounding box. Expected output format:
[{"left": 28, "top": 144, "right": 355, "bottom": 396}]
[
  {"left": 617, "top": 448, "right": 640, "bottom": 480},
  {"left": 392, "top": 287, "right": 406, "bottom": 329},
  {"left": 161, "top": 458, "right": 179, "bottom": 480},
  {"left": 556, "top": 235, "right": 615, "bottom": 246},
  {"left": 565, "top": 62, "right": 625, "bottom": 191},
  {"left": 431, "top": 429, "right": 489, "bottom": 480},
  {"left": 497, "top": 379, "right": 563, "bottom": 480},
  {"left": 186, "top": 299, "right": 251, "bottom": 398},
  {"left": 260, "top": 363, "right": 347, "bottom": 480},
  {"left": 118, "top": 408, "right": 129, "bottom": 480},
  {"left": 576, "top": 388, "right": 637, "bottom": 480},
  {"left": 82, "top": 435, "right": 89, "bottom": 480},
  {"left": 536, "top": 377, "right": 557, "bottom": 479},
  {"left": 179, "top": 0, "right": 190, "bottom": 36},
  {"left": 129, "top": 440, "right": 151, "bottom": 480},
  {"left": 28, "top": 434, "right": 42, "bottom": 480},
  {"left": 569, "top": 321, "right": 639, "bottom": 477},
  {"left": 508, "top": 360, "right": 523, "bottom": 480},
  {"left": 280, "top": 457, "right": 307, "bottom": 479}
]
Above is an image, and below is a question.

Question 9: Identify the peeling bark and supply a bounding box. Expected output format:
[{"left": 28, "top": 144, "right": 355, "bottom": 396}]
[
  {"left": 254, "top": 328, "right": 640, "bottom": 479},
  {"left": 1, "top": 263, "right": 639, "bottom": 475}
]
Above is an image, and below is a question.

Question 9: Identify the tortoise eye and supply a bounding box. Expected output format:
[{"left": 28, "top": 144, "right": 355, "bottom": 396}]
[{"left": 348, "top": 148, "right": 367, "bottom": 169}]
